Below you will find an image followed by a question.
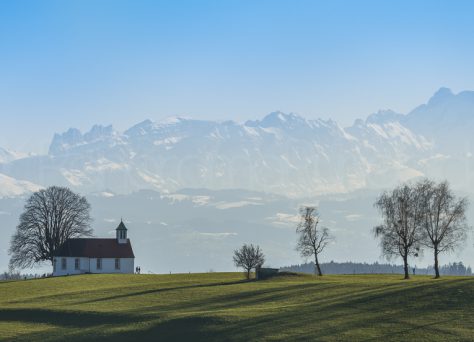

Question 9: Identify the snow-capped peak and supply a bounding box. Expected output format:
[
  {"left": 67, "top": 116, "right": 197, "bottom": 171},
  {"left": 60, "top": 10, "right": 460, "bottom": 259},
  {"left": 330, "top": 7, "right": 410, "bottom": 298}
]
[
  {"left": 365, "top": 110, "right": 404, "bottom": 125},
  {"left": 5, "top": 88, "right": 474, "bottom": 198},
  {"left": 245, "top": 111, "right": 307, "bottom": 128},
  {"left": 48, "top": 124, "right": 120, "bottom": 155}
]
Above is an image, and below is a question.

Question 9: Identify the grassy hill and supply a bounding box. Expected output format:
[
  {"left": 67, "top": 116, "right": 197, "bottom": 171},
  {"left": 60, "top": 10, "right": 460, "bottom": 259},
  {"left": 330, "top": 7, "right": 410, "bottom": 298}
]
[{"left": 0, "top": 273, "right": 473, "bottom": 341}]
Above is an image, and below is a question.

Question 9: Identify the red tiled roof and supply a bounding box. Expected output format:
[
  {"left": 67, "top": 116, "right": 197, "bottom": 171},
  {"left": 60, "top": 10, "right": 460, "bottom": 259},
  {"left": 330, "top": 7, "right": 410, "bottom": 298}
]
[{"left": 54, "top": 238, "right": 135, "bottom": 258}]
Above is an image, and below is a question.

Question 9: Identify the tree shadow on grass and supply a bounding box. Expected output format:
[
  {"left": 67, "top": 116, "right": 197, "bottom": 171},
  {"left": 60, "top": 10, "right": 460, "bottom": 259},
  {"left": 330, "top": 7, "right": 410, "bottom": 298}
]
[
  {"left": 6, "top": 278, "right": 253, "bottom": 306},
  {"left": 0, "top": 308, "right": 138, "bottom": 327},
  {"left": 74, "top": 279, "right": 251, "bottom": 305},
  {"left": 106, "top": 316, "right": 227, "bottom": 342},
  {"left": 13, "top": 315, "right": 228, "bottom": 342},
  {"left": 6, "top": 278, "right": 474, "bottom": 341},
  {"left": 127, "top": 277, "right": 473, "bottom": 341},
  {"left": 359, "top": 318, "right": 461, "bottom": 342},
  {"left": 209, "top": 278, "right": 474, "bottom": 341},
  {"left": 134, "top": 281, "right": 404, "bottom": 317}
]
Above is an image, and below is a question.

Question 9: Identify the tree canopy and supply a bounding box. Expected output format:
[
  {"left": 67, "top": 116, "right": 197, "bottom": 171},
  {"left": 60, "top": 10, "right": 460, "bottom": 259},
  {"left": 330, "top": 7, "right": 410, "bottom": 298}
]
[
  {"left": 9, "top": 186, "right": 93, "bottom": 269},
  {"left": 233, "top": 244, "right": 265, "bottom": 279}
]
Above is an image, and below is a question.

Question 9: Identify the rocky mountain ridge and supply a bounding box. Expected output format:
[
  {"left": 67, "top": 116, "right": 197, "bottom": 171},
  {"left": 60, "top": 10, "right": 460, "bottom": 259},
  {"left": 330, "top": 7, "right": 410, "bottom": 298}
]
[{"left": 1, "top": 88, "right": 473, "bottom": 198}]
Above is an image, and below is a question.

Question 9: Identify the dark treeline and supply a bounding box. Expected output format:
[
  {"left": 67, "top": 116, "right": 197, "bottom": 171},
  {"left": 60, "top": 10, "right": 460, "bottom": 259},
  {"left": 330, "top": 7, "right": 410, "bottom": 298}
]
[
  {"left": 281, "top": 261, "right": 472, "bottom": 276},
  {"left": 0, "top": 272, "right": 49, "bottom": 281}
]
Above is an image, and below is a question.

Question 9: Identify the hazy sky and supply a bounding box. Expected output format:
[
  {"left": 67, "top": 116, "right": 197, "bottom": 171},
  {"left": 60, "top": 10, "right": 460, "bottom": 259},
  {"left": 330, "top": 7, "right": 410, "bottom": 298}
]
[{"left": 1, "top": 0, "right": 474, "bottom": 153}]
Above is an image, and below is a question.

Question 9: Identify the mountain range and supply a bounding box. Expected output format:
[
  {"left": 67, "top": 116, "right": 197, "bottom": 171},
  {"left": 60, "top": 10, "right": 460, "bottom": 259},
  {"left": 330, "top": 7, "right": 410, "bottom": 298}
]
[
  {"left": 1, "top": 87, "right": 474, "bottom": 199},
  {"left": 2, "top": 88, "right": 474, "bottom": 273}
]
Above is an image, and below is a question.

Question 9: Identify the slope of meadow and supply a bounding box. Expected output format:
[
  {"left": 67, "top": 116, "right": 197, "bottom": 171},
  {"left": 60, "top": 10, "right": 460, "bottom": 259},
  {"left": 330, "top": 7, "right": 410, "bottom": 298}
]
[{"left": 0, "top": 273, "right": 473, "bottom": 341}]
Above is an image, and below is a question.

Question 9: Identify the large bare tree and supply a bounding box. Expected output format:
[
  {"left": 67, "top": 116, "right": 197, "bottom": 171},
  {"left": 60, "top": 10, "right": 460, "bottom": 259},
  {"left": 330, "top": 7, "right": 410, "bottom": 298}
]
[
  {"left": 417, "top": 179, "right": 469, "bottom": 278},
  {"left": 233, "top": 243, "right": 265, "bottom": 279},
  {"left": 374, "top": 183, "right": 424, "bottom": 279},
  {"left": 296, "top": 206, "right": 332, "bottom": 276},
  {"left": 9, "top": 186, "right": 93, "bottom": 269}
]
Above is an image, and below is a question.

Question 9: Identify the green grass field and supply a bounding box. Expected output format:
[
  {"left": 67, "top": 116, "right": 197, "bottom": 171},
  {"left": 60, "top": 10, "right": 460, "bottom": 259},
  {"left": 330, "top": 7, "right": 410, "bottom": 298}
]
[{"left": 0, "top": 273, "right": 473, "bottom": 341}]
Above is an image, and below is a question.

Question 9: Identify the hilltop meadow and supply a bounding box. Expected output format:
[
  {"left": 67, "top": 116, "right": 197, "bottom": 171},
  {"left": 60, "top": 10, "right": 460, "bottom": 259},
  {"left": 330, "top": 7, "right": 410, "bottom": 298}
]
[{"left": 1, "top": 273, "right": 473, "bottom": 341}]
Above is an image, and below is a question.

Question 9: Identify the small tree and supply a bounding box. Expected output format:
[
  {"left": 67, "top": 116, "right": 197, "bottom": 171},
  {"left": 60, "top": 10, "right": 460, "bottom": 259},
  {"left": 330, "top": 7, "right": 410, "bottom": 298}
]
[
  {"left": 233, "top": 244, "right": 265, "bottom": 279},
  {"left": 374, "top": 183, "right": 424, "bottom": 279},
  {"left": 296, "top": 206, "right": 332, "bottom": 276},
  {"left": 417, "top": 179, "right": 469, "bottom": 278},
  {"left": 9, "top": 186, "right": 93, "bottom": 269}
]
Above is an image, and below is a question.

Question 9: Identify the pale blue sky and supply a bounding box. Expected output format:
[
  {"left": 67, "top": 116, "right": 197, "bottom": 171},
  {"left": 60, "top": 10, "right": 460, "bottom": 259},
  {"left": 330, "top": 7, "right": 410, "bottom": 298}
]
[{"left": 1, "top": 0, "right": 474, "bottom": 153}]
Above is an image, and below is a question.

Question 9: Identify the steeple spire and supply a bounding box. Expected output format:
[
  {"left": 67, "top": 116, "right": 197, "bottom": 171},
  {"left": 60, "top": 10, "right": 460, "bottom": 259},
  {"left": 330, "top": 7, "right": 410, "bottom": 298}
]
[{"left": 116, "top": 219, "right": 128, "bottom": 244}]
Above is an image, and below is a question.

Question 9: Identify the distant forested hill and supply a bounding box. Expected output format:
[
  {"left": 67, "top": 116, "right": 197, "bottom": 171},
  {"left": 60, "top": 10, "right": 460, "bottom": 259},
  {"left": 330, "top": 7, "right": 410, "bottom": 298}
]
[{"left": 281, "top": 261, "right": 472, "bottom": 276}]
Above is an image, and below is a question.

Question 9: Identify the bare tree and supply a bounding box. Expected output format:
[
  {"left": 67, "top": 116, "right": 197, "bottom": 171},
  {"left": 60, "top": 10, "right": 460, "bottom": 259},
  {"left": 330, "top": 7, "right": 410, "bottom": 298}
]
[
  {"left": 233, "top": 244, "right": 265, "bottom": 279},
  {"left": 9, "top": 186, "right": 93, "bottom": 269},
  {"left": 417, "top": 179, "right": 469, "bottom": 278},
  {"left": 296, "top": 206, "right": 332, "bottom": 276},
  {"left": 373, "top": 183, "right": 424, "bottom": 279}
]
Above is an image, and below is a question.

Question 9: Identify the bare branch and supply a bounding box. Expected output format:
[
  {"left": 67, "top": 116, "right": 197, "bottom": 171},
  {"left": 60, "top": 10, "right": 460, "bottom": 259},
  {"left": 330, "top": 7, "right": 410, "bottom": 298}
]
[
  {"left": 9, "top": 186, "right": 93, "bottom": 270},
  {"left": 233, "top": 244, "right": 265, "bottom": 279},
  {"left": 373, "top": 183, "right": 424, "bottom": 279},
  {"left": 296, "top": 206, "right": 333, "bottom": 276},
  {"left": 416, "top": 179, "right": 470, "bottom": 278}
]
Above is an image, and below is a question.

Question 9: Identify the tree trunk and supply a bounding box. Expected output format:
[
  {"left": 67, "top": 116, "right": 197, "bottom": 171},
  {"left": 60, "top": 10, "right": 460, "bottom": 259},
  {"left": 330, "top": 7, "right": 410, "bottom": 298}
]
[
  {"left": 315, "top": 254, "right": 322, "bottom": 276},
  {"left": 434, "top": 246, "right": 440, "bottom": 279},
  {"left": 246, "top": 268, "right": 251, "bottom": 280},
  {"left": 403, "top": 253, "right": 409, "bottom": 279}
]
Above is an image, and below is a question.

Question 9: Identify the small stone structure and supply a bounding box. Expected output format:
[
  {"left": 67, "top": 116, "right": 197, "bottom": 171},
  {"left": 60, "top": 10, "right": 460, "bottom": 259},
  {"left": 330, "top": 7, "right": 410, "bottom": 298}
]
[{"left": 255, "top": 266, "right": 279, "bottom": 280}]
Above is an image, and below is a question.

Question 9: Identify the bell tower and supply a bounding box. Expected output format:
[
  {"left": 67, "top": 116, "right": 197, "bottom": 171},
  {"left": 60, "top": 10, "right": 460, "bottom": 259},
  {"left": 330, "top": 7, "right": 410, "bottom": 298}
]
[{"left": 116, "top": 219, "right": 128, "bottom": 244}]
